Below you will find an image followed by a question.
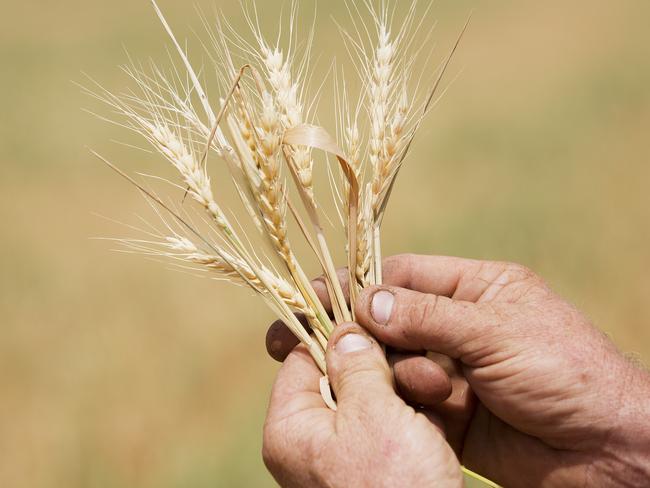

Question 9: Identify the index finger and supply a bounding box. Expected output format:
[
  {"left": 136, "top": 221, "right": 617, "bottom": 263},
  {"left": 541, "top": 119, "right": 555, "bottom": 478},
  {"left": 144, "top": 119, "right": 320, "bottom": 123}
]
[
  {"left": 382, "top": 254, "right": 482, "bottom": 299},
  {"left": 312, "top": 254, "right": 486, "bottom": 307},
  {"left": 266, "top": 254, "right": 493, "bottom": 361}
]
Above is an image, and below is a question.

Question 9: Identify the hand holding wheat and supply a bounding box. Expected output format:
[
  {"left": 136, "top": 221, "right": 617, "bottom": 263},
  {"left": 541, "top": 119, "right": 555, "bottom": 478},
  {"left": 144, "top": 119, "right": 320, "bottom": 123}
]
[{"left": 265, "top": 254, "right": 650, "bottom": 487}]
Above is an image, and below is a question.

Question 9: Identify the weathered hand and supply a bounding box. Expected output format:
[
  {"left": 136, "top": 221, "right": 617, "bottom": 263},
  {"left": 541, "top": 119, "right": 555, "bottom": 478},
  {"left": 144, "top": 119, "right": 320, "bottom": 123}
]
[
  {"left": 262, "top": 322, "right": 463, "bottom": 488},
  {"left": 351, "top": 255, "right": 650, "bottom": 487}
]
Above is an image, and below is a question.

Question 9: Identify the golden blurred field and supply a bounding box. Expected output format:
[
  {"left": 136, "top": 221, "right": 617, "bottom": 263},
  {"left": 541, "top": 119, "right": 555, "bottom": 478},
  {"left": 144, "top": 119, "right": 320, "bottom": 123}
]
[{"left": 1, "top": 0, "right": 649, "bottom": 486}]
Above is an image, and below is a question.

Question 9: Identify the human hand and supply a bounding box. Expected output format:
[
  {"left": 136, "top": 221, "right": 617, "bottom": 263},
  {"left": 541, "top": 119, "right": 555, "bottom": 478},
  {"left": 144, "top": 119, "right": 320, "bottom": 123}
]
[
  {"left": 351, "top": 255, "right": 650, "bottom": 487},
  {"left": 267, "top": 255, "right": 650, "bottom": 487},
  {"left": 262, "top": 322, "right": 463, "bottom": 487}
]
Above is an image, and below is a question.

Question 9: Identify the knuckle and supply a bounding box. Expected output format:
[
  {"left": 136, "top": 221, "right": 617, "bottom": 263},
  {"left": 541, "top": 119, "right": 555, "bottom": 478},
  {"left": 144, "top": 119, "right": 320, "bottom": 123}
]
[
  {"left": 479, "top": 261, "right": 546, "bottom": 302},
  {"left": 487, "top": 261, "right": 539, "bottom": 285},
  {"left": 337, "top": 363, "right": 383, "bottom": 392},
  {"left": 504, "top": 262, "right": 536, "bottom": 281}
]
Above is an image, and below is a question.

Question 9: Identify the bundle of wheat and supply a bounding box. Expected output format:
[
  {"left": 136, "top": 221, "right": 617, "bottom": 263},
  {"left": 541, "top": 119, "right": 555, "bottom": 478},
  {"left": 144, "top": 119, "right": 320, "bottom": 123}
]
[
  {"left": 85, "top": 0, "right": 466, "bottom": 370},
  {"left": 83, "top": 0, "right": 490, "bottom": 463}
]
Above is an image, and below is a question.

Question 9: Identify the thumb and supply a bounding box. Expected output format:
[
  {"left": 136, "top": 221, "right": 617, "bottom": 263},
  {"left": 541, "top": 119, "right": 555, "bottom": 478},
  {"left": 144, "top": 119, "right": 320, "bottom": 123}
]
[
  {"left": 355, "top": 286, "right": 503, "bottom": 361},
  {"left": 326, "top": 323, "right": 395, "bottom": 412}
]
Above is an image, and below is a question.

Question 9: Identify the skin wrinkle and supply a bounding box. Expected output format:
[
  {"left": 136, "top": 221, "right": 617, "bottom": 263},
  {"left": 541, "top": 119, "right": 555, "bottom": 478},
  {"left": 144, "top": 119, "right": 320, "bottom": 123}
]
[
  {"left": 456, "top": 303, "right": 514, "bottom": 365},
  {"left": 456, "top": 260, "right": 496, "bottom": 301},
  {"left": 460, "top": 335, "right": 518, "bottom": 370},
  {"left": 470, "top": 324, "right": 611, "bottom": 442},
  {"left": 481, "top": 266, "right": 538, "bottom": 303},
  {"left": 410, "top": 292, "right": 442, "bottom": 347},
  {"left": 455, "top": 260, "right": 506, "bottom": 302},
  {"left": 266, "top": 393, "right": 325, "bottom": 427},
  {"left": 486, "top": 276, "right": 534, "bottom": 303}
]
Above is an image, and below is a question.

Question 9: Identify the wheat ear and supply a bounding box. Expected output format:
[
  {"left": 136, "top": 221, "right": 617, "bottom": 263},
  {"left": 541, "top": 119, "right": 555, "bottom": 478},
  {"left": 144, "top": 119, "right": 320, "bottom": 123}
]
[
  {"left": 252, "top": 37, "right": 351, "bottom": 323},
  {"left": 225, "top": 85, "right": 333, "bottom": 338}
]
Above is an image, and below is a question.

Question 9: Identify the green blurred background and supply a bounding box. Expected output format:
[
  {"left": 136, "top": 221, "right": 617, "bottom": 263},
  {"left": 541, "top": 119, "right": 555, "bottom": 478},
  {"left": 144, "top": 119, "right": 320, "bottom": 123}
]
[{"left": 1, "top": 0, "right": 649, "bottom": 486}]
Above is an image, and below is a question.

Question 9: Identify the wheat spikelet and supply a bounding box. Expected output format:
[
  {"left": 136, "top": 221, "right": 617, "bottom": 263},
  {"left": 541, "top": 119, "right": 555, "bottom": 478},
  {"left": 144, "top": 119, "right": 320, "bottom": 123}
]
[
  {"left": 211, "top": 33, "right": 298, "bottom": 274},
  {"left": 259, "top": 44, "right": 315, "bottom": 203},
  {"left": 368, "top": 22, "right": 395, "bottom": 211},
  {"left": 387, "top": 86, "right": 409, "bottom": 159},
  {"left": 230, "top": 91, "right": 290, "bottom": 257},
  {"left": 374, "top": 84, "right": 409, "bottom": 205},
  {"left": 257, "top": 268, "right": 315, "bottom": 322},
  {"left": 168, "top": 237, "right": 261, "bottom": 284},
  {"left": 341, "top": 119, "right": 372, "bottom": 287},
  {"left": 143, "top": 122, "right": 258, "bottom": 262},
  {"left": 260, "top": 45, "right": 303, "bottom": 128},
  {"left": 253, "top": 91, "right": 292, "bottom": 262},
  {"left": 168, "top": 236, "right": 316, "bottom": 321},
  {"left": 346, "top": 123, "right": 362, "bottom": 182}
]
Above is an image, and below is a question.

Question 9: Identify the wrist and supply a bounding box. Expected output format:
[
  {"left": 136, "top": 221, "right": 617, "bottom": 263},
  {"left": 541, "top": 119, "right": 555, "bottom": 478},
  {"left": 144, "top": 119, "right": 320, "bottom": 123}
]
[{"left": 590, "top": 363, "right": 650, "bottom": 487}]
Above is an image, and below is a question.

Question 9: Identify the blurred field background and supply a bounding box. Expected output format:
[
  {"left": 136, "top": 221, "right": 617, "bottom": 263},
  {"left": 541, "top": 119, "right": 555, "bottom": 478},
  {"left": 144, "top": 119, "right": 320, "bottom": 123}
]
[{"left": 1, "top": 0, "right": 650, "bottom": 486}]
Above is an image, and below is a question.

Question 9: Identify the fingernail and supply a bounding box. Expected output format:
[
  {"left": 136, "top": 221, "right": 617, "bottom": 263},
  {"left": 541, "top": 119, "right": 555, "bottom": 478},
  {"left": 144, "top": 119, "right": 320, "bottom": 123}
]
[
  {"left": 336, "top": 333, "right": 372, "bottom": 354},
  {"left": 371, "top": 290, "right": 394, "bottom": 325}
]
